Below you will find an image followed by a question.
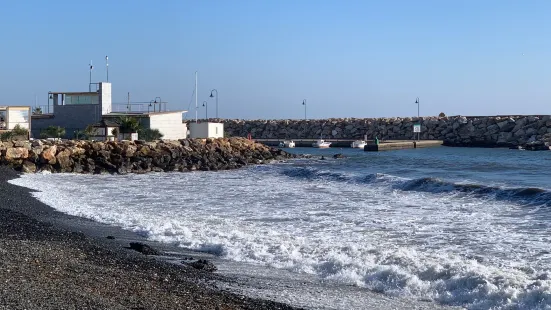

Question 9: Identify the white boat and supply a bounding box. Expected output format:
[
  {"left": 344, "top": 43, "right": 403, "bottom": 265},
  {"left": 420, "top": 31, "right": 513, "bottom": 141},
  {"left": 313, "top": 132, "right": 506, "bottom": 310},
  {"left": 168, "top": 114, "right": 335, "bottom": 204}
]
[
  {"left": 351, "top": 140, "right": 367, "bottom": 148},
  {"left": 278, "top": 140, "right": 295, "bottom": 148},
  {"left": 312, "top": 139, "right": 331, "bottom": 148}
]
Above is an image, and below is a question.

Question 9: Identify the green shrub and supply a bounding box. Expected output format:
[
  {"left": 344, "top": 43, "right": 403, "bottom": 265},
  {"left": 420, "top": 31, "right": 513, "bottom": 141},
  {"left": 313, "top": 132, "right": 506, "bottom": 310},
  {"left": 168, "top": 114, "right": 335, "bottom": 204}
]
[
  {"left": 40, "top": 126, "right": 66, "bottom": 139},
  {"left": 11, "top": 124, "right": 28, "bottom": 137},
  {"left": 138, "top": 128, "right": 163, "bottom": 141},
  {"left": 0, "top": 131, "right": 13, "bottom": 141}
]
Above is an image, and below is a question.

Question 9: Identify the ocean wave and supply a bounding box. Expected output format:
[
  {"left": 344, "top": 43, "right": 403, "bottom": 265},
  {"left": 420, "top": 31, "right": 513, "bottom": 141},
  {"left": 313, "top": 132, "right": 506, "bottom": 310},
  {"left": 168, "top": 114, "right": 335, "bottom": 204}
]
[{"left": 280, "top": 167, "right": 551, "bottom": 207}]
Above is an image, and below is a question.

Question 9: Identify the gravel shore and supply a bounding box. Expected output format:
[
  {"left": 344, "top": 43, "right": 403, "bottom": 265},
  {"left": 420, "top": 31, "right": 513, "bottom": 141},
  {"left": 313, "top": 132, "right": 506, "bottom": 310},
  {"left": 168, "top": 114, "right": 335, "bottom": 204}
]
[{"left": 0, "top": 166, "right": 299, "bottom": 310}]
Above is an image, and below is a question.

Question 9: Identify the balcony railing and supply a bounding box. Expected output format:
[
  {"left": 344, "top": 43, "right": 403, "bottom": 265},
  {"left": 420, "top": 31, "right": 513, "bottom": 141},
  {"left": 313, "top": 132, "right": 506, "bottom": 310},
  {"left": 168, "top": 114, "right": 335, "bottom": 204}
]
[{"left": 112, "top": 102, "right": 168, "bottom": 113}]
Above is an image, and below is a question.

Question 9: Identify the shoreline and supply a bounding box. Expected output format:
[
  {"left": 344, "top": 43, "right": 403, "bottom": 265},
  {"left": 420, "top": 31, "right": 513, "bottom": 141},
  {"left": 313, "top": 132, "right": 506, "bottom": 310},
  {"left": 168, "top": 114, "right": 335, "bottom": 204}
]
[{"left": 0, "top": 166, "right": 299, "bottom": 310}]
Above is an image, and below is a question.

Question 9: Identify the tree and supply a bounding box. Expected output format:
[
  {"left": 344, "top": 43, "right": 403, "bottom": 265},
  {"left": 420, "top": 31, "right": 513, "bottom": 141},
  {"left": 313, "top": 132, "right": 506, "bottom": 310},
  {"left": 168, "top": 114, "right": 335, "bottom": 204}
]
[
  {"left": 32, "top": 107, "right": 43, "bottom": 115},
  {"left": 74, "top": 130, "right": 85, "bottom": 140},
  {"left": 138, "top": 128, "right": 163, "bottom": 141},
  {"left": 11, "top": 124, "right": 28, "bottom": 137},
  {"left": 40, "top": 126, "right": 66, "bottom": 139},
  {"left": 111, "top": 127, "right": 120, "bottom": 140},
  {"left": 83, "top": 125, "right": 97, "bottom": 140},
  {"left": 438, "top": 112, "right": 446, "bottom": 117},
  {"left": 118, "top": 116, "right": 141, "bottom": 133}
]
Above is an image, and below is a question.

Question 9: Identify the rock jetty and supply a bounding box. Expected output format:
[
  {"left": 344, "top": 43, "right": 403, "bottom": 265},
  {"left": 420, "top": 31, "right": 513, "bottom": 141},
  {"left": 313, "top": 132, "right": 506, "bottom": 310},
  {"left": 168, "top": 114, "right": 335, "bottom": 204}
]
[
  {"left": 0, "top": 138, "right": 294, "bottom": 174},
  {"left": 219, "top": 115, "right": 551, "bottom": 149}
]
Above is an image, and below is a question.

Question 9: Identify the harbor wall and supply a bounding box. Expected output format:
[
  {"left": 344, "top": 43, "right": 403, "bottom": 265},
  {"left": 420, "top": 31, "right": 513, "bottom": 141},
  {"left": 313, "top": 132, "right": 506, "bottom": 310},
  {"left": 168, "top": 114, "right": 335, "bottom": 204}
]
[
  {"left": 218, "top": 115, "right": 551, "bottom": 149},
  {"left": 0, "top": 138, "right": 294, "bottom": 174}
]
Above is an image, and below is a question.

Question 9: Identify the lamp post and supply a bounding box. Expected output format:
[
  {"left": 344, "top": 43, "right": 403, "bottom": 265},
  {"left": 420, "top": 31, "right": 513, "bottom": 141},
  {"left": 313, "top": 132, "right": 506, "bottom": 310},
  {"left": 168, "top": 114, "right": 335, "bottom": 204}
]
[
  {"left": 202, "top": 101, "right": 208, "bottom": 120},
  {"left": 302, "top": 99, "right": 307, "bottom": 120},
  {"left": 415, "top": 97, "right": 420, "bottom": 141},
  {"left": 154, "top": 97, "right": 162, "bottom": 112},
  {"left": 209, "top": 89, "right": 218, "bottom": 119},
  {"left": 89, "top": 60, "right": 93, "bottom": 92}
]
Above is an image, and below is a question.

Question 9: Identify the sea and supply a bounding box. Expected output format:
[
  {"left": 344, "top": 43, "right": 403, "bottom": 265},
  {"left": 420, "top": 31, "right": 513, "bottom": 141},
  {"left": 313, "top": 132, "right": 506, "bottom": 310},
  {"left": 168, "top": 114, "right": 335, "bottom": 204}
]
[{"left": 9, "top": 147, "right": 551, "bottom": 310}]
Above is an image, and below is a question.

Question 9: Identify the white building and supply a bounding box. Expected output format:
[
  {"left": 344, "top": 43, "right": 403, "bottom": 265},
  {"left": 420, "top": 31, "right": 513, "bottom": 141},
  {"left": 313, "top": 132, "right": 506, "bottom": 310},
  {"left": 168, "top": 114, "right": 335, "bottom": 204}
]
[
  {"left": 103, "top": 111, "right": 188, "bottom": 140},
  {"left": 189, "top": 122, "right": 224, "bottom": 138},
  {"left": 0, "top": 106, "right": 31, "bottom": 131}
]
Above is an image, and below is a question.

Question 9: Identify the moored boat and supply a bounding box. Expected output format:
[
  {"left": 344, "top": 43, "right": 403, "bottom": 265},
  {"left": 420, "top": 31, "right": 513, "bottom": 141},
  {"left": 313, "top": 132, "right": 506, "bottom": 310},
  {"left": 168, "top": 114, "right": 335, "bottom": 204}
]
[
  {"left": 279, "top": 140, "right": 296, "bottom": 148},
  {"left": 351, "top": 140, "right": 367, "bottom": 149},
  {"left": 312, "top": 139, "right": 331, "bottom": 148}
]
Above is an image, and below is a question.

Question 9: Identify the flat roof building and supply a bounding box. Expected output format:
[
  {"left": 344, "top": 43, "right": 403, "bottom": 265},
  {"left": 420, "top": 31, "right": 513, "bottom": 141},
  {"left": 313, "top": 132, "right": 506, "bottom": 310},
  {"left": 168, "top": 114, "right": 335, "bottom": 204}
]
[{"left": 31, "top": 82, "right": 188, "bottom": 140}]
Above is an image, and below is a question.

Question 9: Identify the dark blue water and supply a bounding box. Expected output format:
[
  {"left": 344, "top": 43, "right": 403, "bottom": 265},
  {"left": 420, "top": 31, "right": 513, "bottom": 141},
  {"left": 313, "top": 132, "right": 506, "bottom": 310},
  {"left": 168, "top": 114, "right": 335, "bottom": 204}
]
[{"left": 286, "top": 147, "right": 551, "bottom": 190}]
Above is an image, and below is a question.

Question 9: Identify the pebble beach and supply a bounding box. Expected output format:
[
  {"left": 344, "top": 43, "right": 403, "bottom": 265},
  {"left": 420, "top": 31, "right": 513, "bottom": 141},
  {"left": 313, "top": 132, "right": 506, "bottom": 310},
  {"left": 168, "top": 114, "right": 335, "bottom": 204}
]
[{"left": 0, "top": 166, "right": 298, "bottom": 310}]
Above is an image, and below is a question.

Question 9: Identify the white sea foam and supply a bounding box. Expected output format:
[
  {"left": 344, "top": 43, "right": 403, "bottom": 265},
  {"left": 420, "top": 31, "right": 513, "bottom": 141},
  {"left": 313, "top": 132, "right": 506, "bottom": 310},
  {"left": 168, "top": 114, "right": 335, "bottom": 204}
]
[{"left": 9, "top": 165, "right": 551, "bottom": 309}]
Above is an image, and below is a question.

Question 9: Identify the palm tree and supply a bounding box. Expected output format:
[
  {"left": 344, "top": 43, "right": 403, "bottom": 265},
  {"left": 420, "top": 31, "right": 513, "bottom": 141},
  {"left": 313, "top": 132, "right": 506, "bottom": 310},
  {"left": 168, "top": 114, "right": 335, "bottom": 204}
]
[
  {"left": 32, "top": 107, "right": 42, "bottom": 115},
  {"left": 118, "top": 116, "right": 141, "bottom": 133}
]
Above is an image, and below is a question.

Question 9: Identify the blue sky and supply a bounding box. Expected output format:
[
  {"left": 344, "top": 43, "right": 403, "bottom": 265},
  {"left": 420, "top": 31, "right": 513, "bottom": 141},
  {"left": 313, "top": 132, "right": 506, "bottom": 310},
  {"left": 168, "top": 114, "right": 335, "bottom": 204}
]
[{"left": 1, "top": 0, "right": 550, "bottom": 119}]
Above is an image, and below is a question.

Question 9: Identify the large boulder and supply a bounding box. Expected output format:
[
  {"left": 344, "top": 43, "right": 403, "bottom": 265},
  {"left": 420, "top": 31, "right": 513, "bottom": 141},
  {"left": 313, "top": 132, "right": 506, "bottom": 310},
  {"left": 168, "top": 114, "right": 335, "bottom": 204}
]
[
  {"left": 5, "top": 147, "right": 29, "bottom": 161},
  {"left": 40, "top": 145, "right": 57, "bottom": 164}
]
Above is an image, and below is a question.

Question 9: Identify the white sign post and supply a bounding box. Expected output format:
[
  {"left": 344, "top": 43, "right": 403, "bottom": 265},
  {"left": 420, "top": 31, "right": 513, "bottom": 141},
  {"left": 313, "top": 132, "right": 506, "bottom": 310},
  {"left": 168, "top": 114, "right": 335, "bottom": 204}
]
[{"left": 413, "top": 124, "right": 421, "bottom": 141}]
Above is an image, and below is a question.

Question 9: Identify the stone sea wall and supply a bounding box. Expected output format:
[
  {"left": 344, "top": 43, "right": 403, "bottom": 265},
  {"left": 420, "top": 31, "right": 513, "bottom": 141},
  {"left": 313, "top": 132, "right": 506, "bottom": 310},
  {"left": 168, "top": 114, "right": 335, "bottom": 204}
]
[
  {"left": 222, "top": 115, "right": 551, "bottom": 149},
  {"left": 0, "top": 138, "right": 293, "bottom": 174}
]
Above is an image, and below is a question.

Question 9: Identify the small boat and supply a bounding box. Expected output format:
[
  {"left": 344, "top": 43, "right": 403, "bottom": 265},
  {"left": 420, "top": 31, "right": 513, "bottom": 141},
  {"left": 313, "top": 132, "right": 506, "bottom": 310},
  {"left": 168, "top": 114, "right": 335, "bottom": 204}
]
[
  {"left": 312, "top": 139, "right": 331, "bottom": 148},
  {"left": 278, "top": 140, "right": 295, "bottom": 148},
  {"left": 351, "top": 140, "right": 367, "bottom": 149}
]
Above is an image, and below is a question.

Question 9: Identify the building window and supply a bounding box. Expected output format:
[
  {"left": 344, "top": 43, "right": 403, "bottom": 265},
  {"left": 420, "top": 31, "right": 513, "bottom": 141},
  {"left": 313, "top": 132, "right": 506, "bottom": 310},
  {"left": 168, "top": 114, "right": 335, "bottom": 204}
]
[{"left": 216, "top": 127, "right": 218, "bottom": 134}]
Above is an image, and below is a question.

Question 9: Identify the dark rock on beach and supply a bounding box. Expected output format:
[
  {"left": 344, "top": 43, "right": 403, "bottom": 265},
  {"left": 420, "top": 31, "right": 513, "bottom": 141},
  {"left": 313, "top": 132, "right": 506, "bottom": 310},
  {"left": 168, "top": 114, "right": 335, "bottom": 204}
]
[
  {"left": 185, "top": 259, "right": 218, "bottom": 272},
  {"left": 129, "top": 242, "right": 161, "bottom": 255}
]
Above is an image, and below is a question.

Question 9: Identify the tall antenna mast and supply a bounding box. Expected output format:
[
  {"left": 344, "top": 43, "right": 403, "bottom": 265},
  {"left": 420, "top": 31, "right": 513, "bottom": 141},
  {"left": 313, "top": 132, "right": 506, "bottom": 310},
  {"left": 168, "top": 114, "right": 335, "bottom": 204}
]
[
  {"left": 195, "top": 71, "right": 198, "bottom": 123},
  {"left": 105, "top": 56, "right": 109, "bottom": 82},
  {"left": 89, "top": 60, "right": 93, "bottom": 92}
]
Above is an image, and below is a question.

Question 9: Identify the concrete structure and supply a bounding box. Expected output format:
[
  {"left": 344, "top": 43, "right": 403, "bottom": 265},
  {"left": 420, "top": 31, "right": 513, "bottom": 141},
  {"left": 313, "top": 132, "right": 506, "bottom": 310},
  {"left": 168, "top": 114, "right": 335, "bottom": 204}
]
[
  {"left": 364, "top": 140, "right": 443, "bottom": 151},
  {"left": 0, "top": 106, "right": 31, "bottom": 138},
  {"left": 89, "top": 119, "right": 120, "bottom": 141},
  {"left": 32, "top": 82, "right": 188, "bottom": 140},
  {"left": 31, "top": 83, "right": 112, "bottom": 138},
  {"left": 189, "top": 122, "right": 224, "bottom": 138},
  {"left": 0, "top": 106, "right": 31, "bottom": 130},
  {"left": 103, "top": 112, "right": 188, "bottom": 140}
]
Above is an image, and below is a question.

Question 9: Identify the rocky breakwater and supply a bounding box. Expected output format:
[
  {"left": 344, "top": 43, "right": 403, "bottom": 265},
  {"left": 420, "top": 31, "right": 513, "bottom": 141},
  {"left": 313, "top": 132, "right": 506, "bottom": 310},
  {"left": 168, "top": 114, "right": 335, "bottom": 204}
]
[
  {"left": 223, "top": 115, "right": 551, "bottom": 150},
  {"left": 0, "top": 138, "right": 294, "bottom": 174}
]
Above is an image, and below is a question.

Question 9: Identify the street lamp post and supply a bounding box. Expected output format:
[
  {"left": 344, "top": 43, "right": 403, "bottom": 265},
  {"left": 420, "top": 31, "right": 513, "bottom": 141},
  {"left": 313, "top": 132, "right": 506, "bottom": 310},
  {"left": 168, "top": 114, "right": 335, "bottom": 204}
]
[
  {"left": 203, "top": 101, "right": 208, "bottom": 120},
  {"left": 415, "top": 97, "right": 420, "bottom": 141},
  {"left": 89, "top": 60, "right": 93, "bottom": 92},
  {"left": 154, "top": 97, "right": 162, "bottom": 112},
  {"left": 302, "top": 99, "right": 307, "bottom": 120},
  {"left": 209, "top": 89, "right": 218, "bottom": 119}
]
